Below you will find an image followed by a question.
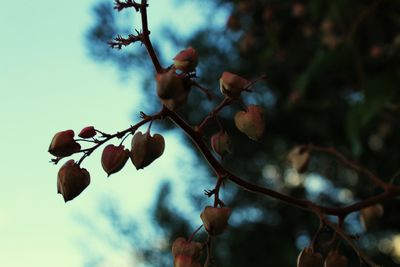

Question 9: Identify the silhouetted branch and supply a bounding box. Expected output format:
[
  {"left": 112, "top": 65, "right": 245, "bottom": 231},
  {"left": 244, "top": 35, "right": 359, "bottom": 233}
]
[
  {"left": 108, "top": 33, "right": 142, "bottom": 49},
  {"left": 113, "top": 0, "right": 146, "bottom": 12}
]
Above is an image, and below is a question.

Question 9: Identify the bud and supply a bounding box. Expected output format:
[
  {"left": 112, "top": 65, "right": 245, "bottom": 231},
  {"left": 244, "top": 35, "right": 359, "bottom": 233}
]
[
  {"left": 101, "top": 144, "right": 130, "bottom": 176},
  {"left": 360, "top": 204, "right": 384, "bottom": 230},
  {"left": 57, "top": 160, "right": 90, "bottom": 202},
  {"left": 130, "top": 131, "right": 165, "bottom": 169},
  {"left": 200, "top": 206, "right": 231, "bottom": 235},
  {"left": 287, "top": 146, "right": 310, "bottom": 173},
  {"left": 324, "top": 250, "right": 348, "bottom": 267},
  {"left": 234, "top": 105, "right": 265, "bottom": 141},
  {"left": 173, "top": 47, "right": 198, "bottom": 73},
  {"left": 48, "top": 130, "right": 81, "bottom": 157},
  {"left": 78, "top": 126, "right": 96, "bottom": 138},
  {"left": 220, "top": 71, "right": 249, "bottom": 98},
  {"left": 172, "top": 237, "right": 202, "bottom": 267},
  {"left": 211, "top": 131, "right": 232, "bottom": 157},
  {"left": 297, "top": 247, "right": 324, "bottom": 267}
]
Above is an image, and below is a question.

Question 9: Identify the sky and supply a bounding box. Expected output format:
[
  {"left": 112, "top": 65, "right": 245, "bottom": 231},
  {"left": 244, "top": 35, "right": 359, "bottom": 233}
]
[{"left": 0, "top": 1, "right": 227, "bottom": 266}]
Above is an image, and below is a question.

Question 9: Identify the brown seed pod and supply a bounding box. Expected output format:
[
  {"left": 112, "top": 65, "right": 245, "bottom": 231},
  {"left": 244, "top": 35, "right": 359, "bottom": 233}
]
[
  {"left": 48, "top": 130, "right": 81, "bottom": 157},
  {"left": 172, "top": 237, "right": 202, "bottom": 267},
  {"left": 57, "top": 160, "right": 90, "bottom": 202},
  {"left": 130, "top": 131, "right": 165, "bottom": 169},
  {"left": 234, "top": 105, "right": 265, "bottom": 141},
  {"left": 200, "top": 206, "right": 232, "bottom": 236},
  {"left": 211, "top": 131, "right": 232, "bottom": 157},
  {"left": 101, "top": 144, "right": 130, "bottom": 176},
  {"left": 297, "top": 247, "right": 324, "bottom": 267}
]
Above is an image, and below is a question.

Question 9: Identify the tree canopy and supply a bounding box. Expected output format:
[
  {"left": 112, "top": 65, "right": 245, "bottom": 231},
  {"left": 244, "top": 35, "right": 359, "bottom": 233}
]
[{"left": 82, "top": 0, "right": 400, "bottom": 266}]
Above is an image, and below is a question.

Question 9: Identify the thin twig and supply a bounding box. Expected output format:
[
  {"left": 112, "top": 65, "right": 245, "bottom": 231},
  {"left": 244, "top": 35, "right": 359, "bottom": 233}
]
[
  {"left": 75, "top": 110, "right": 163, "bottom": 165},
  {"left": 191, "top": 81, "right": 213, "bottom": 101},
  {"left": 324, "top": 220, "right": 381, "bottom": 267},
  {"left": 113, "top": 0, "right": 144, "bottom": 12},
  {"left": 307, "top": 145, "right": 389, "bottom": 189},
  {"left": 138, "top": 0, "right": 163, "bottom": 73},
  {"left": 108, "top": 33, "right": 142, "bottom": 49},
  {"left": 196, "top": 97, "right": 233, "bottom": 134},
  {"left": 188, "top": 224, "right": 203, "bottom": 243},
  {"left": 164, "top": 106, "right": 400, "bottom": 217}
]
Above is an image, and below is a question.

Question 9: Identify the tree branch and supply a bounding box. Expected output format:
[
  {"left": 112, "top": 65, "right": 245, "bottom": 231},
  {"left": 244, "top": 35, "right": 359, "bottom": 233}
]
[
  {"left": 307, "top": 144, "right": 389, "bottom": 189},
  {"left": 138, "top": 0, "right": 163, "bottom": 73},
  {"left": 164, "top": 106, "right": 400, "bottom": 220},
  {"left": 108, "top": 33, "right": 142, "bottom": 49}
]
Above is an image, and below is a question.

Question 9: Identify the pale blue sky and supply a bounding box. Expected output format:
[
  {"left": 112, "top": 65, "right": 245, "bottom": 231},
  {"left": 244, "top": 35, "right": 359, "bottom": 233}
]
[{"left": 0, "top": 1, "right": 227, "bottom": 266}]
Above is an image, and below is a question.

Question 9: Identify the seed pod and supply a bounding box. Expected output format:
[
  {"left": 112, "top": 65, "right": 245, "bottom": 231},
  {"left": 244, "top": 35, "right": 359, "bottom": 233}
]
[
  {"left": 200, "top": 206, "right": 231, "bottom": 236},
  {"left": 297, "top": 247, "right": 324, "bottom": 267},
  {"left": 156, "top": 69, "right": 190, "bottom": 110},
  {"left": 173, "top": 47, "right": 198, "bottom": 73},
  {"left": 78, "top": 126, "right": 96, "bottom": 138},
  {"left": 130, "top": 131, "right": 165, "bottom": 169},
  {"left": 211, "top": 131, "right": 232, "bottom": 157},
  {"left": 101, "top": 144, "right": 130, "bottom": 176},
  {"left": 156, "top": 68, "right": 185, "bottom": 99},
  {"left": 172, "top": 237, "right": 202, "bottom": 267},
  {"left": 324, "top": 250, "right": 348, "bottom": 267},
  {"left": 234, "top": 105, "right": 265, "bottom": 141},
  {"left": 160, "top": 87, "right": 189, "bottom": 110},
  {"left": 219, "top": 71, "right": 249, "bottom": 98},
  {"left": 360, "top": 204, "right": 384, "bottom": 230},
  {"left": 287, "top": 146, "right": 310, "bottom": 173},
  {"left": 48, "top": 130, "right": 81, "bottom": 157},
  {"left": 57, "top": 160, "right": 90, "bottom": 202}
]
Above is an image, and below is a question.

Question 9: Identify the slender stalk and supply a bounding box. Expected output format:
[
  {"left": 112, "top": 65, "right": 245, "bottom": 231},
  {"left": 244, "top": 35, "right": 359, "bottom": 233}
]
[
  {"left": 308, "top": 145, "right": 389, "bottom": 189},
  {"left": 139, "top": 0, "right": 163, "bottom": 73},
  {"left": 197, "top": 97, "right": 233, "bottom": 134}
]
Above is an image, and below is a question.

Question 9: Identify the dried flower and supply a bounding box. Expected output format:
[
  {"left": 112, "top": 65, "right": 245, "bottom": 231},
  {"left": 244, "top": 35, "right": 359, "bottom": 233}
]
[
  {"left": 49, "top": 130, "right": 81, "bottom": 157},
  {"left": 156, "top": 69, "right": 190, "bottom": 110},
  {"left": 200, "top": 206, "right": 231, "bottom": 235},
  {"left": 211, "top": 131, "right": 232, "bottom": 157},
  {"left": 101, "top": 144, "right": 130, "bottom": 176},
  {"left": 324, "top": 250, "right": 348, "bottom": 267},
  {"left": 297, "top": 247, "right": 324, "bottom": 267},
  {"left": 220, "top": 71, "right": 249, "bottom": 98},
  {"left": 172, "top": 237, "right": 202, "bottom": 267},
  {"left": 234, "top": 105, "right": 265, "bottom": 141},
  {"left": 57, "top": 160, "right": 90, "bottom": 202},
  {"left": 130, "top": 131, "right": 165, "bottom": 169}
]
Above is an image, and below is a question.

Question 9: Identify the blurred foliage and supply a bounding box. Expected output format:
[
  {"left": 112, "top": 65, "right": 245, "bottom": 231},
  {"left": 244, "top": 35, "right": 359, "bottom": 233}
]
[{"left": 85, "top": 0, "right": 400, "bottom": 266}]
